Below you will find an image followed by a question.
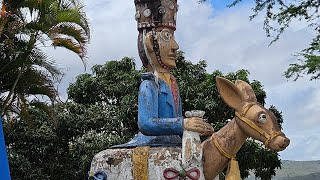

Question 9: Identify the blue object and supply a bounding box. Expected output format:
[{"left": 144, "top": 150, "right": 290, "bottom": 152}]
[
  {"left": 138, "top": 73, "right": 183, "bottom": 136},
  {"left": 88, "top": 171, "right": 107, "bottom": 180},
  {"left": 0, "top": 117, "right": 11, "bottom": 180},
  {"left": 112, "top": 73, "right": 183, "bottom": 148},
  {"left": 111, "top": 132, "right": 181, "bottom": 148}
]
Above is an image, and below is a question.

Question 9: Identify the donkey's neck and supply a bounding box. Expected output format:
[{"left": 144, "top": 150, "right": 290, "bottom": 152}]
[
  {"left": 202, "top": 118, "right": 248, "bottom": 179},
  {"left": 215, "top": 118, "right": 248, "bottom": 156}
]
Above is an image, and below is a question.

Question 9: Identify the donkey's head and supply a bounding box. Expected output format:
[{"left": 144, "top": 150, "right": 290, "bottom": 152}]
[{"left": 216, "top": 77, "right": 290, "bottom": 151}]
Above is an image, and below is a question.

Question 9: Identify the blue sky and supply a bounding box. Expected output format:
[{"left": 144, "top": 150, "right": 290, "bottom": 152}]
[
  {"left": 211, "top": 0, "right": 237, "bottom": 9},
  {"left": 209, "top": 0, "right": 252, "bottom": 11},
  {"left": 45, "top": 0, "right": 320, "bottom": 161}
]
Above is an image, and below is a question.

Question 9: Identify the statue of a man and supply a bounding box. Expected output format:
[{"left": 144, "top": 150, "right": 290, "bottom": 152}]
[{"left": 114, "top": 0, "right": 213, "bottom": 148}]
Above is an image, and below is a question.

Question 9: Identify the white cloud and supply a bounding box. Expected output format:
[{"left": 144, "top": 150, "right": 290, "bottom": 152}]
[
  {"left": 280, "top": 130, "right": 320, "bottom": 160},
  {"left": 84, "top": 0, "right": 138, "bottom": 66},
  {"left": 43, "top": 0, "right": 319, "bottom": 160}
]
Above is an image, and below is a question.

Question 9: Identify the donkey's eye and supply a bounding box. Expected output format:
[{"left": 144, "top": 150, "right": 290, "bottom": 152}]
[{"left": 258, "top": 113, "right": 267, "bottom": 123}]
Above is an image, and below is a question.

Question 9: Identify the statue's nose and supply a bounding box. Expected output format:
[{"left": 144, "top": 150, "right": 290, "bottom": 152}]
[{"left": 172, "top": 39, "right": 179, "bottom": 50}]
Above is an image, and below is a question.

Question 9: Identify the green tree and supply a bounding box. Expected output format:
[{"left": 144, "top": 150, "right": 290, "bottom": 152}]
[
  {"left": 68, "top": 57, "right": 142, "bottom": 134},
  {"left": 4, "top": 103, "right": 126, "bottom": 179},
  {"left": 0, "top": 0, "right": 90, "bottom": 120},
  {"left": 4, "top": 57, "right": 140, "bottom": 179}
]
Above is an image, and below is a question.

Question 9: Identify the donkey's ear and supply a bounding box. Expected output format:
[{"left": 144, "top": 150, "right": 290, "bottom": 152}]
[
  {"left": 235, "top": 80, "right": 257, "bottom": 102},
  {"left": 216, "top": 77, "right": 245, "bottom": 111}
]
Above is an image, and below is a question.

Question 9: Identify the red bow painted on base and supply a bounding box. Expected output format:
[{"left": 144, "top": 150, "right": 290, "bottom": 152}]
[{"left": 163, "top": 167, "right": 200, "bottom": 180}]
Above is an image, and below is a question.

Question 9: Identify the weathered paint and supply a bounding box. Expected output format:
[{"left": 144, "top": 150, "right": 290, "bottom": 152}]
[
  {"left": 133, "top": 147, "right": 149, "bottom": 180},
  {"left": 111, "top": 132, "right": 182, "bottom": 148},
  {"left": 182, "top": 111, "right": 206, "bottom": 180},
  {"left": 90, "top": 78, "right": 290, "bottom": 180},
  {"left": 90, "top": 147, "right": 184, "bottom": 180},
  {"left": 89, "top": 146, "right": 221, "bottom": 180},
  {"left": 90, "top": 117, "right": 212, "bottom": 180},
  {"left": 182, "top": 131, "right": 204, "bottom": 179},
  {"left": 138, "top": 74, "right": 183, "bottom": 136}
]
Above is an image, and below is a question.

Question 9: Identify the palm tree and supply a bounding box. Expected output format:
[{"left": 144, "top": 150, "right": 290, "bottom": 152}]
[{"left": 0, "top": 0, "right": 90, "bottom": 120}]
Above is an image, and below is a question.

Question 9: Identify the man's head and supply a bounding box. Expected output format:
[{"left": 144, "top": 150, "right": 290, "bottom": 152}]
[{"left": 134, "top": 0, "right": 179, "bottom": 72}]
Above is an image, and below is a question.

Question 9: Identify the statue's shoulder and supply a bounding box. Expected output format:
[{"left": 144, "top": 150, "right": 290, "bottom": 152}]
[
  {"left": 141, "top": 72, "right": 155, "bottom": 81},
  {"left": 140, "top": 73, "right": 158, "bottom": 91}
]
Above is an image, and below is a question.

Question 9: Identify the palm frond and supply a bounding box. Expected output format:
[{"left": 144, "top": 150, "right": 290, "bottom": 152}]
[
  {"left": 52, "top": 37, "right": 85, "bottom": 58},
  {"left": 49, "top": 22, "right": 88, "bottom": 44},
  {"left": 55, "top": 8, "right": 90, "bottom": 39},
  {"left": 16, "top": 68, "right": 58, "bottom": 100}
]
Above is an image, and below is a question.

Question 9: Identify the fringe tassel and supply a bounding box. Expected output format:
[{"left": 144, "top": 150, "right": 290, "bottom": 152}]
[{"left": 225, "top": 158, "right": 241, "bottom": 180}]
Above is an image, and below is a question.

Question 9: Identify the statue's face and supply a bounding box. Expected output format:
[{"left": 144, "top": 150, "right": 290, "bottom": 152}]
[
  {"left": 144, "top": 27, "right": 179, "bottom": 70},
  {"left": 157, "top": 28, "right": 179, "bottom": 68}
]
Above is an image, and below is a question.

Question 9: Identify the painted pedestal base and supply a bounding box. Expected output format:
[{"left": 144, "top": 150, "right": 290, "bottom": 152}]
[
  {"left": 90, "top": 147, "right": 220, "bottom": 180},
  {"left": 90, "top": 147, "right": 184, "bottom": 180}
]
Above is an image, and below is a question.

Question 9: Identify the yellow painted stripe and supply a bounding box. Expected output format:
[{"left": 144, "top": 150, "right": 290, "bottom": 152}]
[{"left": 133, "top": 146, "right": 150, "bottom": 180}]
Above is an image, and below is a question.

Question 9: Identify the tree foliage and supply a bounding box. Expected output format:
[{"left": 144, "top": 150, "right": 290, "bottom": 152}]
[
  {"left": 68, "top": 57, "right": 142, "bottom": 134},
  {"left": 0, "top": 0, "right": 90, "bottom": 121},
  {"left": 4, "top": 105, "right": 126, "bottom": 179},
  {"left": 5, "top": 54, "right": 283, "bottom": 179}
]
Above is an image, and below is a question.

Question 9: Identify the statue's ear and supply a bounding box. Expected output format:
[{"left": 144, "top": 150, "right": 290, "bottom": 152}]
[
  {"left": 144, "top": 33, "right": 154, "bottom": 53},
  {"left": 216, "top": 77, "right": 245, "bottom": 112}
]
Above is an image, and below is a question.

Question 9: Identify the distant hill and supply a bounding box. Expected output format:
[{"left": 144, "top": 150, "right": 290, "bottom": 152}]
[
  {"left": 245, "top": 160, "right": 320, "bottom": 180},
  {"left": 282, "top": 172, "right": 320, "bottom": 180}
]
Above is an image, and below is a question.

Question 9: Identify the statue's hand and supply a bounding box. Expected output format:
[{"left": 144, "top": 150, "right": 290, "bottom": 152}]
[{"left": 183, "top": 117, "right": 214, "bottom": 136}]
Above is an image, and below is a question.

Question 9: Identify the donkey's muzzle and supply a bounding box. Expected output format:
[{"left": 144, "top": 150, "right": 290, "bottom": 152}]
[{"left": 271, "top": 135, "right": 290, "bottom": 151}]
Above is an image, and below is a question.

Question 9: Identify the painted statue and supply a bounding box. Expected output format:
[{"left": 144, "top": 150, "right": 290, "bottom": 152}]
[
  {"left": 89, "top": 77, "right": 290, "bottom": 179},
  {"left": 113, "top": 0, "right": 213, "bottom": 148},
  {"left": 89, "top": 0, "right": 290, "bottom": 179}
]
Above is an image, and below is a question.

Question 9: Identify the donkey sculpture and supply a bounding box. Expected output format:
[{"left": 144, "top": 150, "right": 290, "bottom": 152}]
[
  {"left": 201, "top": 77, "right": 290, "bottom": 179},
  {"left": 89, "top": 77, "right": 290, "bottom": 180}
]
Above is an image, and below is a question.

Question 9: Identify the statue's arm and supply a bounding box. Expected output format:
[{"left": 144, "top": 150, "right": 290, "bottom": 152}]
[{"left": 138, "top": 80, "right": 183, "bottom": 136}]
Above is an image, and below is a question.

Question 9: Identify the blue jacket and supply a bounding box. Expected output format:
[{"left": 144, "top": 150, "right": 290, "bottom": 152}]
[
  {"left": 138, "top": 73, "right": 184, "bottom": 136},
  {"left": 111, "top": 73, "right": 183, "bottom": 148}
]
